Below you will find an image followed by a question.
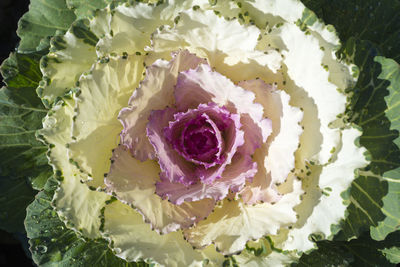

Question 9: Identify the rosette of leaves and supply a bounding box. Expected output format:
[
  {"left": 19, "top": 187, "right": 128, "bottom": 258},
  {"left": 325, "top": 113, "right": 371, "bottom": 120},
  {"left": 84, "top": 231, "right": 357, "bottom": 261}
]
[{"left": 0, "top": 0, "right": 399, "bottom": 266}]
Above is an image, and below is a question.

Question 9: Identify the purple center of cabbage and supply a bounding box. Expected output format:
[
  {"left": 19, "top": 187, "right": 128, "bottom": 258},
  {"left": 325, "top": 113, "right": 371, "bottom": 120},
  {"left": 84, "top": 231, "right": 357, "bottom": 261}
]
[
  {"left": 182, "top": 116, "right": 218, "bottom": 161},
  {"left": 164, "top": 103, "right": 232, "bottom": 170}
]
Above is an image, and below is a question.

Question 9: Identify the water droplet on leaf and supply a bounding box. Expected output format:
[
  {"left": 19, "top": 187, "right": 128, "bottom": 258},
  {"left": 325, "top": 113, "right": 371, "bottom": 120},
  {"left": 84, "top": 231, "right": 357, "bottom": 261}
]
[{"left": 35, "top": 245, "right": 48, "bottom": 253}]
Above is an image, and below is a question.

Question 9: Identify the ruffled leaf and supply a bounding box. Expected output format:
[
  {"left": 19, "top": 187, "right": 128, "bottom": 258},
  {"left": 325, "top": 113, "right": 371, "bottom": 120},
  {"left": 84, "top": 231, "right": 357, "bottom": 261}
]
[
  {"left": 148, "top": 102, "right": 249, "bottom": 200},
  {"left": 183, "top": 179, "right": 303, "bottom": 254},
  {"left": 279, "top": 22, "right": 346, "bottom": 164},
  {"left": 239, "top": 80, "right": 303, "bottom": 188},
  {"left": 68, "top": 55, "right": 144, "bottom": 188},
  {"left": 101, "top": 200, "right": 224, "bottom": 266},
  {"left": 40, "top": 98, "right": 110, "bottom": 239},
  {"left": 281, "top": 128, "right": 367, "bottom": 252},
  {"left": 175, "top": 64, "right": 272, "bottom": 142},
  {"left": 233, "top": 238, "right": 298, "bottom": 267},
  {"left": 155, "top": 152, "right": 257, "bottom": 205},
  {"left": 240, "top": 0, "right": 304, "bottom": 26},
  {"left": 95, "top": 1, "right": 215, "bottom": 57},
  {"left": 105, "top": 145, "right": 214, "bottom": 234},
  {"left": 150, "top": 7, "right": 281, "bottom": 74},
  {"left": 16, "top": 0, "right": 76, "bottom": 52},
  {"left": 119, "top": 50, "right": 206, "bottom": 161},
  {"left": 25, "top": 177, "right": 147, "bottom": 267},
  {"left": 95, "top": 3, "right": 160, "bottom": 56},
  {"left": 38, "top": 20, "right": 98, "bottom": 107}
]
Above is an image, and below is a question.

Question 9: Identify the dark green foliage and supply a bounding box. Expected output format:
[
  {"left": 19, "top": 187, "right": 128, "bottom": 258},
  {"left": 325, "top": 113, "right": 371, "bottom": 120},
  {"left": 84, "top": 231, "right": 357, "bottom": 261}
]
[
  {"left": 302, "top": 0, "right": 400, "bottom": 61},
  {"left": 0, "top": 49, "right": 52, "bottom": 233},
  {"left": 296, "top": 231, "right": 400, "bottom": 267}
]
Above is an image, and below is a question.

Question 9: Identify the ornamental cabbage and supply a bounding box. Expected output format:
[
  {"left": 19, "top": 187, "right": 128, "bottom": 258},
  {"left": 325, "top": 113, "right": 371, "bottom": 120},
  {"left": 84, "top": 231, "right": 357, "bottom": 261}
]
[
  {"left": 40, "top": 0, "right": 367, "bottom": 263},
  {"left": 1, "top": 0, "right": 400, "bottom": 266}
]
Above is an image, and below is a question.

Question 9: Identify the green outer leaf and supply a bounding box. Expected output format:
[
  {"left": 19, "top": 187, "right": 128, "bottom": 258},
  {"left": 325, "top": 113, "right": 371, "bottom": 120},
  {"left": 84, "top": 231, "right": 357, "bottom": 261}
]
[
  {"left": 0, "top": 50, "right": 52, "bottom": 190},
  {"left": 16, "top": 0, "right": 127, "bottom": 53},
  {"left": 380, "top": 247, "right": 400, "bottom": 264},
  {"left": 375, "top": 57, "right": 400, "bottom": 148},
  {"left": 25, "top": 177, "right": 149, "bottom": 267},
  {"left": 17, "top": 0, "right": 76, "bottom": 52},
  {"left": 375, "top": 57, "right": 400, "bottom": 146},
  {"left": 1, "top": 52, "right": 44, "bottom": 88},
  {"left": 0, "top": 50, "right": 52, "bottom": 233},
  {"left": 295, "top": 231, "right": 400, "bottom": 267},
  {"left": 333, "top": 40, "right": 396, "bottom": 240},
  {"left": 0, "top": 176, "right": 36, "bottom": 233},
  {"left": 301, "top": 0, "right": 400, "bottom": 61},
  {"left": 66, "top": 0, "right": 125, "bottom": 19},
  {"left": 369, "top": 57, "right": 400, "bottom": 240},
  {"left": 294, "top": 239, "right": 354, "bottom": 267}
]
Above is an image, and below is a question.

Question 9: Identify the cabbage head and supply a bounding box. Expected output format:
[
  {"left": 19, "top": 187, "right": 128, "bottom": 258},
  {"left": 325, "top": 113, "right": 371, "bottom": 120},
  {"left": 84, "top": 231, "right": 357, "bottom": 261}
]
[{"left": 0, "top": 0, "right": 399, "bottom": 266}]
